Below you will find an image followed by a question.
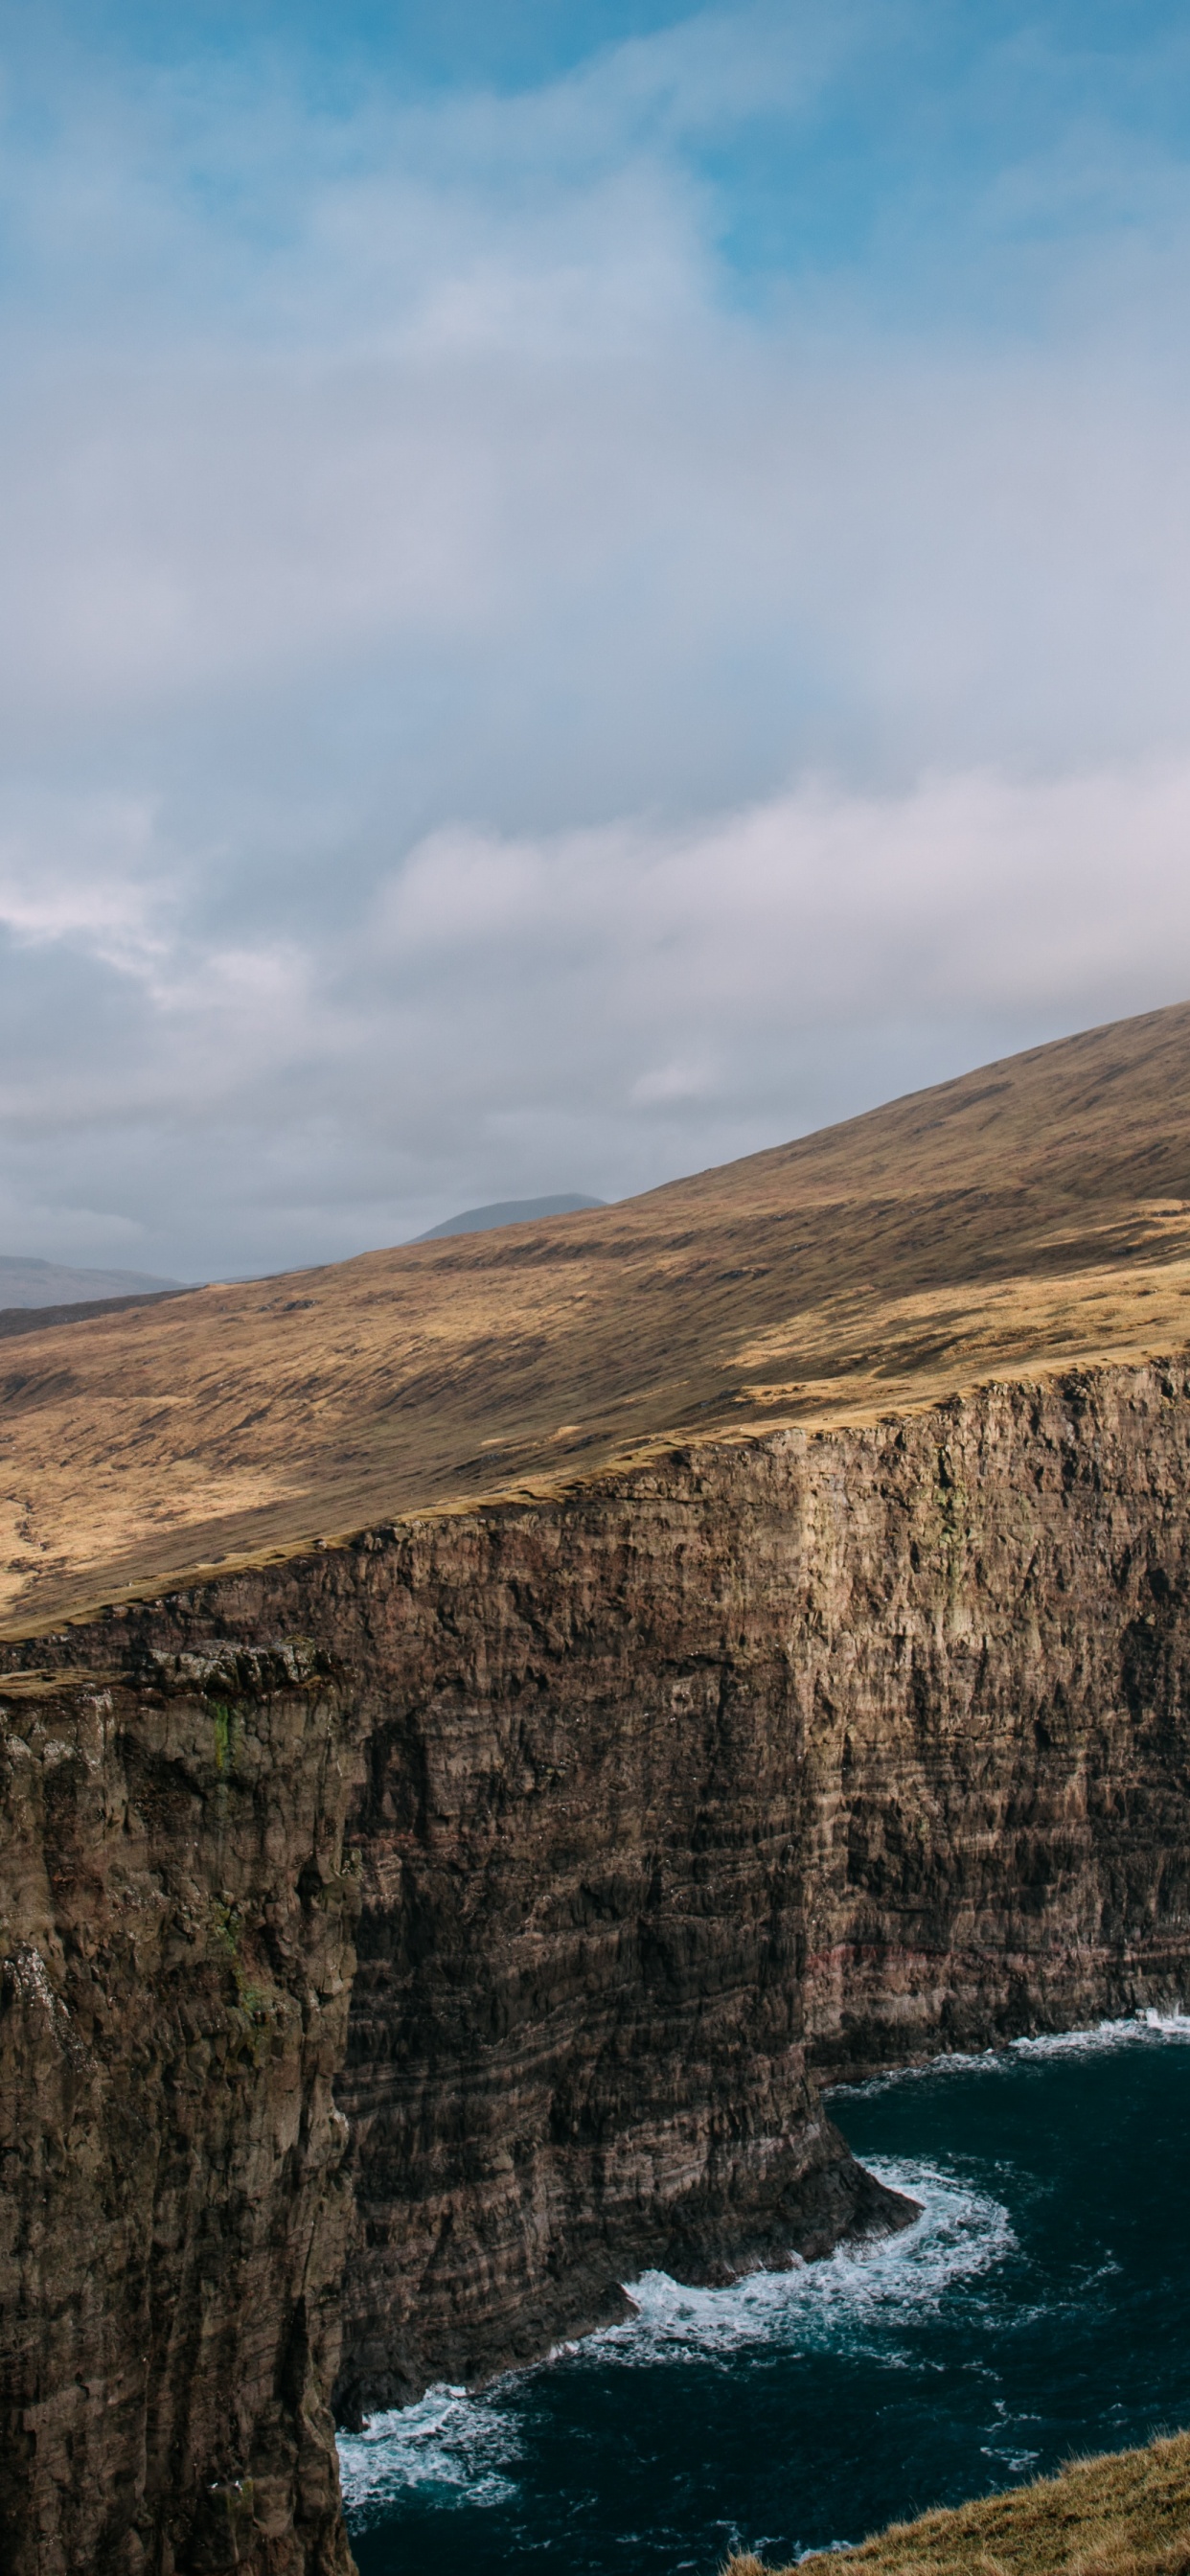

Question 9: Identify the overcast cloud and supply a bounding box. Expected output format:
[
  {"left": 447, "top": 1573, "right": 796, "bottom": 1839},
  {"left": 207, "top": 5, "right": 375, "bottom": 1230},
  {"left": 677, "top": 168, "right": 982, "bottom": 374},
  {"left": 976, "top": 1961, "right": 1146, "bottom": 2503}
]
[{"left": 4, "top": 0, "right": 1190, "bottom": 1277}]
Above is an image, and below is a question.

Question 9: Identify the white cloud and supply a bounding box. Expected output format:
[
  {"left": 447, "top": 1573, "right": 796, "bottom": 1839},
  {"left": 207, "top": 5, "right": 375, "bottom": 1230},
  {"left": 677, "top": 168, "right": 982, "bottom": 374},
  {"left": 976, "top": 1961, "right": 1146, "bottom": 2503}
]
[
  {"left": 0, "top": 794, "right": 167, "bottom": 962},
  {"left": 365, "top": 759, "right": 1190, "bottom": 1075},
  {"left": 3, "top": 755, "right": 1188, "bottom": 1273},
  {"left": 3, "top": 8, "right": 1190, "bottom": 1273}
]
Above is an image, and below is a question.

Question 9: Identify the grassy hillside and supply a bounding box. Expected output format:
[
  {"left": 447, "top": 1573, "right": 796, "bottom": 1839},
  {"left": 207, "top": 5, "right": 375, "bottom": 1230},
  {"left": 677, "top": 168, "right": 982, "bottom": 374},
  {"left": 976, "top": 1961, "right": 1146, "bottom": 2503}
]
[
  {"left": 5, "top": 999, "right": 1190, "bottom": 1634},
  {"left": 727, "top": 2430, "right": 1190, "bottom": 2576}
]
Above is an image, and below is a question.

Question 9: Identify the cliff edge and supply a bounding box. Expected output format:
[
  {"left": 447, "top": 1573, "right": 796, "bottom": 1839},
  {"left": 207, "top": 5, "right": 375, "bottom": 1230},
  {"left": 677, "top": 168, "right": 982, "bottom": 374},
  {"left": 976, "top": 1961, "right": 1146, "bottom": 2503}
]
[{"left": 6, "top": 1007, "right": 1190, "bottom": 2571}]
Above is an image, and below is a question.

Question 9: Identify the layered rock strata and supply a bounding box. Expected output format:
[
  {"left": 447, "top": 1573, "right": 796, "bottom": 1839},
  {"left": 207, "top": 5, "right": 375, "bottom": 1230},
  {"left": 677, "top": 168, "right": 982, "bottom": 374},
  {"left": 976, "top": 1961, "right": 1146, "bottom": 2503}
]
[
  {"left": 5, "top": 1357, "right": 1190, "bottom": 2568},
  {"left": 0, "top": 1649, "right": 365, "bottom": 2576}
]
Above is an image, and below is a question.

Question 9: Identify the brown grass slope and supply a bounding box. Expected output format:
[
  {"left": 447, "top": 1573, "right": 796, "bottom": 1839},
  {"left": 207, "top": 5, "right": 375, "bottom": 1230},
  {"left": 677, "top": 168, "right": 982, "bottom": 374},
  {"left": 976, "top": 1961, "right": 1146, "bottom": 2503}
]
[
  {"left": 6, "top": 998, "right": 1190, "bottom": 1635},
  {"left": 727, "top": 2430, "right": 1190, "bottom": 2576}
]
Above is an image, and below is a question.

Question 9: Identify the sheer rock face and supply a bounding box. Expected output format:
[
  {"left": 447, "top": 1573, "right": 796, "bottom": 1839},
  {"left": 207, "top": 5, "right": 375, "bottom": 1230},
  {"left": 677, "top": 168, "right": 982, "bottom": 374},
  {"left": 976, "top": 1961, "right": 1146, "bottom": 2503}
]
[
  {"left": 327, "top": 1360, "right": 1190, "bottom": 2416},
  {"left": 5, "top": 1358, "right": 1190, "bottom": 2565},
  {"left": 0, "top": 1650, "right": 365, "bottom": 2576}
]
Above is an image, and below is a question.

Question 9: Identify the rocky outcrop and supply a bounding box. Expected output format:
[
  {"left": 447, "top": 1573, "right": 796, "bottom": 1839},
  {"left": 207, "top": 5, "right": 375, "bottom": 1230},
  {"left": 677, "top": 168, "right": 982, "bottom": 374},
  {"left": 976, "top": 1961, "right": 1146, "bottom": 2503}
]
[{"left": 5, "top": 1357, "right": 1190, "bottom": 2568}]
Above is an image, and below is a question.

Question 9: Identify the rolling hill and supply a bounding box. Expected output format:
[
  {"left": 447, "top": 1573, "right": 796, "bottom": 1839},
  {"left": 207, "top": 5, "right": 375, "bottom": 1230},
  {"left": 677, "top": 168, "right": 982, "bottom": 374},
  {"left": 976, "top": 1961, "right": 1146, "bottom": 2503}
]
[
  {"left": 5, "top": 998, "right": 1190, "bottom": 1635},
  {"left": 0, "top": 1255, "right": 183, "bottom": 1308}
]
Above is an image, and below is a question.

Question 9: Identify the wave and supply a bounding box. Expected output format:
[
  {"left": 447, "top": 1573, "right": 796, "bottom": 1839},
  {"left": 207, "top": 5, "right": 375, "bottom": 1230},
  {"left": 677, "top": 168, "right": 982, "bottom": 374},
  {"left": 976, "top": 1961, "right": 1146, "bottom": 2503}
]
[
  {"left": 585, "top": 2160, "right": 1012, "bottom": 2369},
  {"left": 337, "top": 2158, "right": 1011, "bottom": 2514},
  {"left": 835, "top": 2009, "right": 1190, "bottom": 2101},
  {"left": 1013, "top": 2008, "right": 1190, "bottom": 2057},
  {"left": 336, "top": 2383, "right": 523, "bottom": 2518}
]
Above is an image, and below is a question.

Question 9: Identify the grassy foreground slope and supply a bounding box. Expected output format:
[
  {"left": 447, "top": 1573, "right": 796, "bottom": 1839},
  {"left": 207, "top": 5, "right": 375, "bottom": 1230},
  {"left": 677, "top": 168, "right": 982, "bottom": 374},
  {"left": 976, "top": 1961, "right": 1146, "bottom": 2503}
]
[
  {"left": 728, "top": 2432, "right": 1190, "bottom": 2576},
  {"left": 5, "top": 998, "right": 1190, "bottom": 1634}
]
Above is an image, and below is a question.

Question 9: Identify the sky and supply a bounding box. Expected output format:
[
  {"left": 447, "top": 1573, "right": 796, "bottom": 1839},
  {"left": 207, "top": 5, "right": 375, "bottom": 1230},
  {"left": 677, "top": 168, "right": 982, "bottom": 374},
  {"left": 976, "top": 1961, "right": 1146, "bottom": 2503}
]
[{"left": 5, "top": 1, "right": 1190, "bottom": 1279}]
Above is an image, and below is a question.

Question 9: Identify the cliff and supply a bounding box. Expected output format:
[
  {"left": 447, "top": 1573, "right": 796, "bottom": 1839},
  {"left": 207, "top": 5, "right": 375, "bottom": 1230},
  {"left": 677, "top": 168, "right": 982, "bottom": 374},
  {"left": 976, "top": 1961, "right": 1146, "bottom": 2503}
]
[
  {"left": 6, "top": 1352, "right": 1190, "bottom": 2569},
  {"left": 0, "top": 1648, "right": 365, "bottom": 2576}
]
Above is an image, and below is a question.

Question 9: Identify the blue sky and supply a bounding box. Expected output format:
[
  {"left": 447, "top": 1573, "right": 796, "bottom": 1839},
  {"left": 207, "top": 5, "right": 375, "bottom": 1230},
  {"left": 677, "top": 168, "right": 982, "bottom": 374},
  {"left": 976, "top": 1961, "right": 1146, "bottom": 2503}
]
[{"left": 4, "top": 1, "right": 1190, "bottom": 1276}]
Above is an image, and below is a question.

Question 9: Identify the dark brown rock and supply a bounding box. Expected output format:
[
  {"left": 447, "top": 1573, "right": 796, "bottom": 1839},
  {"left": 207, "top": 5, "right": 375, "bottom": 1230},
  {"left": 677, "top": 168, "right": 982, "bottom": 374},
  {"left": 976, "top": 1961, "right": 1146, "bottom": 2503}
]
[
  {"left": 0, "top": 1647, "right": 366, "bottom": 2576},
  {"left": 6, "top": 1357, "right": 1190, "bottom": 2567}
]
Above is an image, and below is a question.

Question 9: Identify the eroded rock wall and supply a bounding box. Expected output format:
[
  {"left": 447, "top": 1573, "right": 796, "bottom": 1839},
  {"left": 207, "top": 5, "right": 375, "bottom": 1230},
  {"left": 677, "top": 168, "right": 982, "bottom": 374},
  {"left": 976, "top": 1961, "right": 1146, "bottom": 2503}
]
[
  {"left": 5, "top": 1357, "right": 1190, "bottom": 2567},
  {"left": 0, "top": 1649, "right": 366, "bottom": 2576},
  {"left": 327, "top": 1362, "right": 1190, "bottom": 2414}
]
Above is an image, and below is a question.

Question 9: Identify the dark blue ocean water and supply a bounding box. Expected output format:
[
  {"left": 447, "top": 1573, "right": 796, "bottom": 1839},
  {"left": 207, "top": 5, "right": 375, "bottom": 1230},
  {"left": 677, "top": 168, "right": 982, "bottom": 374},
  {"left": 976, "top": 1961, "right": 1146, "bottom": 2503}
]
[{"left": 340, "top": 2015, "right": 1190, "bottom": 2575}]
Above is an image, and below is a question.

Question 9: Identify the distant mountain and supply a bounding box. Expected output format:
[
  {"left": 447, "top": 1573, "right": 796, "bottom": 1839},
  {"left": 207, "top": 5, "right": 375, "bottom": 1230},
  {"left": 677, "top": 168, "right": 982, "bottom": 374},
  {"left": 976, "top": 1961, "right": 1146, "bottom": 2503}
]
[
  {"left": 0, "top": 1255, "right": 185, "bottom": 1309},
  {"left": 413, "top": 1194, "right": 606, "bottom": 1243}
]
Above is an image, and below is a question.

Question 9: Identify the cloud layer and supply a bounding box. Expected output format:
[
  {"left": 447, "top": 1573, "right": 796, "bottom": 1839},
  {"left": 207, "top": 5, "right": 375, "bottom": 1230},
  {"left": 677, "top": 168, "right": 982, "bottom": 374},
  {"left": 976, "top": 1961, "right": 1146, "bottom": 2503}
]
[
  {"left": 5, "top": 757, "right": 1190, "bottom": 1276},
  {"left": 4, "top": 2, "right": 1190, "bottom": 1274}
]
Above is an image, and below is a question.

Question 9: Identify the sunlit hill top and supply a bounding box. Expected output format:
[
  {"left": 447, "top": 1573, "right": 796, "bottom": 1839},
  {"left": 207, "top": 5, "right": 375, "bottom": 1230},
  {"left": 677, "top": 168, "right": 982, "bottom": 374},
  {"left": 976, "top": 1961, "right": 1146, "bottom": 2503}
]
[{"left": 4, "top": 999, "right": 1190, "bottom": 1637}]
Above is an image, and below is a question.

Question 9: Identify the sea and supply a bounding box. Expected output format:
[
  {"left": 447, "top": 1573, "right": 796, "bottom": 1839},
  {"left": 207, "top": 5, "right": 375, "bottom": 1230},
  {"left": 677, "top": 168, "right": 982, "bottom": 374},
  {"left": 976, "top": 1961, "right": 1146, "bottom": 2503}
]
[{"left": 339, "top": 2013, "right": 1190, "bottom": 2575}]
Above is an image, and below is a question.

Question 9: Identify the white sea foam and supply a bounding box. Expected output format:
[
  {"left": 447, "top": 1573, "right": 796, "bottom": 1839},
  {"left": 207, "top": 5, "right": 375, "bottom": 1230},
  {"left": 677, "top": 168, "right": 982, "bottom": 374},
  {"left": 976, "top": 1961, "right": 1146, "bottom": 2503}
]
[
  {"left": 336, "top": 2160, "right": 1013, "bottom": 2513},
  {"left": 591, "top": 2161, "right": 1013, "bottom": 2369},
  {"left": 336, "top": 2020, "right": 1188, "bottom": 2527},
  {"left": 836, "top": 2009, "right": 1190, "bottom": 2101},
  {"left": 1012, "top": 2009, "right": 1190, "bottom": 2058},
  {"left": 336, "top": 2382, "right": 523, "bottom": 2517}
]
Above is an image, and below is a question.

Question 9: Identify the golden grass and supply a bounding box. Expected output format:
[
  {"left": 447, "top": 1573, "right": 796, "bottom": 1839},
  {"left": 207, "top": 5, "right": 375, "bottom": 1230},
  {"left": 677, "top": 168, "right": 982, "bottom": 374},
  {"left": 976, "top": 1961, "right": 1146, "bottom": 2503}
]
[
  {"left": 6, "top": 998, "right": 1190, "bottom": 1634},
  {"left": 726, "top": 2431, "right": 1190, "bottom": 2576}
]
